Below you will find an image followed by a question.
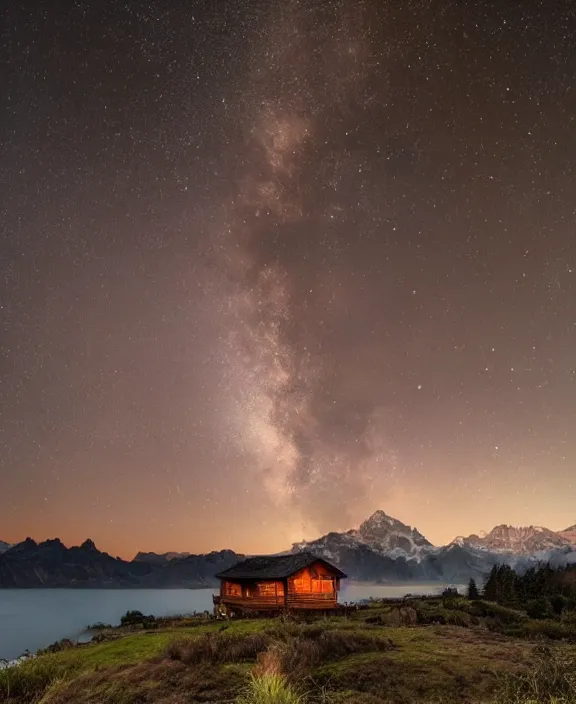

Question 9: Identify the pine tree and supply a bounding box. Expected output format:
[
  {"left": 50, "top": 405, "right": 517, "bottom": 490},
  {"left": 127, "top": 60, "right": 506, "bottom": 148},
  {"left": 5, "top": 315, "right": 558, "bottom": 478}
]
[
  {"left": 483, "top": 562, "right": 576, "bottom": 607},
  {"left": 498, "top": 564, "right": 518, "bottom": 605},
  {"left": 467, "top": 578, "right": 480, "bottom": 600},
  {"left": 483, "top": 565, "right": 499, "bottom": 601}
]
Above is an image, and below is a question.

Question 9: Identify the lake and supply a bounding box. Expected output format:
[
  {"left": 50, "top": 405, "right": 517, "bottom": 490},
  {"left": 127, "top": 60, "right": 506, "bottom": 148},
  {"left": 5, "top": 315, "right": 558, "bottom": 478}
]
[{"left": 0, "top": 583, "right": 458, "bottom": 661}]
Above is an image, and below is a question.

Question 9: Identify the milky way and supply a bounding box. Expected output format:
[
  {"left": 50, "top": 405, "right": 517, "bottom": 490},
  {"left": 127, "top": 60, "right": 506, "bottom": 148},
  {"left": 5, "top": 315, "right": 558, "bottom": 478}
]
[
  {"left": 210, "top": 1, "right": 405, "bottom": 536},
  {"left": 1, "top": 0, "right": 575, "bottom": 556}
]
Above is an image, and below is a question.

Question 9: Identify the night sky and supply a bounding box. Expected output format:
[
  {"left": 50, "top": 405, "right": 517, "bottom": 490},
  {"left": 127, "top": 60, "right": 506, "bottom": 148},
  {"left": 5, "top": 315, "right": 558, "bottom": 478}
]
[{"left": 2, "top": 1, "right": 575, "bottom": 559}]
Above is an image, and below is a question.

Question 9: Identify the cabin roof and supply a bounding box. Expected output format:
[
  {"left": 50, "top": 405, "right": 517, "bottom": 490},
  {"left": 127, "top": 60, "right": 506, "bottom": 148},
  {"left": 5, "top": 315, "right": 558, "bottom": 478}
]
[{"left": 215, "top": 551, "right": 346, "bottom": 580}]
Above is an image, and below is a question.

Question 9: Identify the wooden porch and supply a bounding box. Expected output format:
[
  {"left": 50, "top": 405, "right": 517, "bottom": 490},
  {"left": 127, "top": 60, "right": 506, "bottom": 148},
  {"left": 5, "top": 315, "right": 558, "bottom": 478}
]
[{"left": 213, "top": 590, "right": 339, "bottom": 613}]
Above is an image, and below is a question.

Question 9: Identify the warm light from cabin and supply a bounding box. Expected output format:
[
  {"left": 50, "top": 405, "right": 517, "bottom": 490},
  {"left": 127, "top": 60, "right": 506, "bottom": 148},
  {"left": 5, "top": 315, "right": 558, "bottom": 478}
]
[
  {"left": 291, "top": 566, "right": 335, "bottom": 593},
  {"left": 258, "top": 582, "right": 284, "bottom": 596},
  {"left": 217, "top": 558, "right": 342, "bottom": 614},
  {"left": 225, "top": 582, "right": 242, "bottom": 596}
]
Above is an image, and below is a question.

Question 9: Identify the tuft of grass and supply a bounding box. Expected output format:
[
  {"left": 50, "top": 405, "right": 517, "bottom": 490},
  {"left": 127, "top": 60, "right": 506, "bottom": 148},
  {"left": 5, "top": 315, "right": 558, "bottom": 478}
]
[
  {"left": 237, "top": 673, "right": 305, "bottom": 704},
  {"left": 0, "top": 656, "right": 81, "bottom": 702}
]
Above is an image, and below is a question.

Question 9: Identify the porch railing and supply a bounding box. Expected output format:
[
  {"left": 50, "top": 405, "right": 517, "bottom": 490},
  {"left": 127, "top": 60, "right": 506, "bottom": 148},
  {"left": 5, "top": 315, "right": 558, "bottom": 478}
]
[{"left": 216, "top": 591, "right": 338, "bottom": 608}]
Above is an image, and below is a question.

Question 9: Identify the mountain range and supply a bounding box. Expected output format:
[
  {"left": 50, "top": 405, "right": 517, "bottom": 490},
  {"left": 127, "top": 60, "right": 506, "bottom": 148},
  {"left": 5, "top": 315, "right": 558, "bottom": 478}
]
[
  {"left": 1, "top": 512, "right": 574, "bottom": 588},
  {"left": 133, "top": 551, "right": 192, "bottom": 564},
  {"left": 450, "top": 524, "right": 574, "bottom": 555},
  {"left": 0, "top": 537, "right": 240, "bottom": 588},
  {"left": 290, "top": 511, "right": 576, "bottom": 583},
  {"left": 560, "top": 525, "right": 576, "bottom": 543}
]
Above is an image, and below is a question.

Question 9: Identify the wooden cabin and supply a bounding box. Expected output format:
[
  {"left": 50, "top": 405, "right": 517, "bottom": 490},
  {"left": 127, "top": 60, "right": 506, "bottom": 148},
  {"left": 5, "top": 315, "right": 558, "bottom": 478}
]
[{"left": 213, "top": 552, "right": 346, "bottom": 615}]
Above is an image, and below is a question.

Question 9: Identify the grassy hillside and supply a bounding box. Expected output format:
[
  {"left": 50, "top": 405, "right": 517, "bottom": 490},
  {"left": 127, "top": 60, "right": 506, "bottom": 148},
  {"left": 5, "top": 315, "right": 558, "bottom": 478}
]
[{"left": 2, "top": 597, "right": 575, "bottom": 703}]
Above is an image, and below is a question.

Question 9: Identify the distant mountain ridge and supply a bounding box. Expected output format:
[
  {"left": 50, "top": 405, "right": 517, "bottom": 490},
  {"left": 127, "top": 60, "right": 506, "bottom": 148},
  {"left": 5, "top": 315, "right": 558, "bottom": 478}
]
[
  {"left": 0, "top": 538, "right": 240, "bottom": 588},
  {"left": 133, "top": 551, "right": 192, "bottom": 564},
  {"left": 560, "top": 525, "right": 576, "bottom": 543},
  {"left": 0, "top": 540, "right": 11, "bottom": 554},
  {"left": 452, "top": 524, "right": 574, "bottom": 555},
  {"left": 2, "top": 512, "right": 575, "bottom": 588},
  {"left": 290, "top": 511, "right": 576, "bottom": 583}
]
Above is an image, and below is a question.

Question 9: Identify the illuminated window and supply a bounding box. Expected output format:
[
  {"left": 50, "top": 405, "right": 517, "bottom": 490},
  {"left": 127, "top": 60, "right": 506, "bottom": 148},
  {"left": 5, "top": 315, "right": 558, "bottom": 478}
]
[{"left": 312, "top": 579, "right": 334, "bottom": 593}]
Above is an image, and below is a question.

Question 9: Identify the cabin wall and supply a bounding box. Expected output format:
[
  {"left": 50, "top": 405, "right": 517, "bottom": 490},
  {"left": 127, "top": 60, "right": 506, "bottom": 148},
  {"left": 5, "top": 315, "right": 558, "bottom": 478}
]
[
  {"left": 256, "top": 580, "right": 285, "bottom": 596},
  {"left": 286, "top": 565, "right": 338, "bottom": 608},
  {"left": 219, "top": 578, "right": 286, "bottom": 610},
  {"left": 288, "top": 561, "right": 339, "bottom": 600},
  {"left": 219, "top": 561, "right": 342, "bottom": 611},
  {"left": 221, "top": 580, "right": 242, "bottom": 597},
  {"left": 221, "top": 579, "right": 285, "bottom": 599}
]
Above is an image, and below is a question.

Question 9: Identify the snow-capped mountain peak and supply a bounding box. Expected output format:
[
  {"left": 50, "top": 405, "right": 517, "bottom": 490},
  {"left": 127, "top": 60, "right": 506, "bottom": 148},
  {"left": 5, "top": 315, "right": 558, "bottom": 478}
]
[
  {"left": 291, "top": 511, "right": 576, "bottom": 583},
  {"left": 454, "top": 524, "right": 572, "bottom": 555},
  {"left": 293, "top": 510, "right": 434, "bottom": 563},
  {"left": 451, "top": 536, "right": 466, "bottom": 547},
  {"left": 353, "top": 510, "right": 433, "bottom": 557}
]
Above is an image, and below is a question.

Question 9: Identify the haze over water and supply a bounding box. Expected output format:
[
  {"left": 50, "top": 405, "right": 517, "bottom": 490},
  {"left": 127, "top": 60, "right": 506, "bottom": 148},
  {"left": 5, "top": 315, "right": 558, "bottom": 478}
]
[{"left": 0, "top": 584, "right": 459, "bottom": 661}]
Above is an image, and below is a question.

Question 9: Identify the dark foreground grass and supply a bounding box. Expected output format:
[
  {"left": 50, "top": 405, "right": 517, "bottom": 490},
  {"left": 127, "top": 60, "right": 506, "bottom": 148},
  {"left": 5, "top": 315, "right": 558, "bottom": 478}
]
[
  {"left": 493, "top": 644, "right": 576, "bottom": 704},
  {"left": 165, "top": 631, "right": 273, "bottom": 665},
  {"left": 2, "top": 608, "right": 576, "bottom": 704},
  {"left": 0, "top": 620, "right": 269, "bottom": 703}
]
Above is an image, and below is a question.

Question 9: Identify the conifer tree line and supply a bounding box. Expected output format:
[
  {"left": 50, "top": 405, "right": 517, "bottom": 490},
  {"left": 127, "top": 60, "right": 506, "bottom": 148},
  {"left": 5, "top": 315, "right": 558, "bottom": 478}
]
[{"left": 467, "top": 564, "right": 576, "bottom": 617}]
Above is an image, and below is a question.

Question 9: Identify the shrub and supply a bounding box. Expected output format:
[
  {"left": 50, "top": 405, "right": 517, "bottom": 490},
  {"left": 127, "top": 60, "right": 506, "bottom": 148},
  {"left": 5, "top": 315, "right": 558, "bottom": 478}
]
[
  {"left": 472, "top": 600, "right": 527, "bottom": 624},
  {"left": 383, "top": 606, "right": 418, "bottom": 625},
  {"left": 511, "top": 619, "right": 576, "bottom": 641},
  {"left": 526, "top": 598, "right": 554, "bottom": 620},
  {"left": 119, "top": 610, "right": 155, "bottom": 628},
  {"left": 38, "top": 639, "right": 75, "bottom": 655},
  {"left": 550, "top": 594, "right": 570, "bottom": 616},
  {"left": 314, "top": 630, "right": 395, "bottom": 661},
  {"left": 262, "top": 628, "right": 396, "bottom": 681},
  {"left": 415, "top": 604, "right": 472, "bottom": 627},
  {"left": 270, "top": 639, "right": 322, "bottom": 679},
  {"left": 164, "top": 632, "right": 271, "bottom": 665},
  {"left": 441, "top": 587, "right": 461, "bottom": 609},
  {"left": 442, "top": 587, "right": 460, "bottom": 598},
  {"left": 561, "top": 610, "right": 576, "bottom": 625}
]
